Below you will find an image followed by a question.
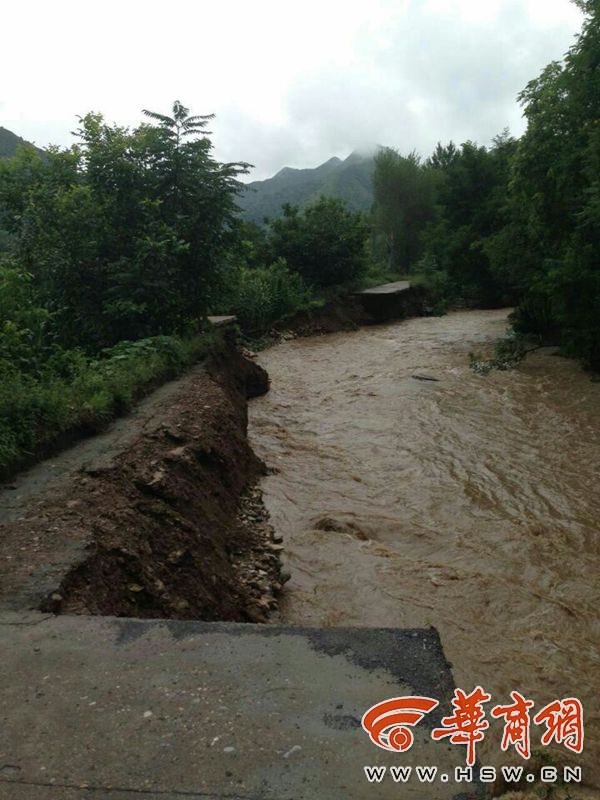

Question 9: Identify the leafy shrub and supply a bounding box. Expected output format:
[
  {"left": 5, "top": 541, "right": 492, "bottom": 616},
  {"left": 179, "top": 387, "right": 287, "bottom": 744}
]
[
  {"left": 228, "top": 258, "right": 311, "bottom": 332},
  {"left": 0, "top": 261, "right": 53, "bottom": 374},
  {"left": 469, "top": 332, "right": 540, "bottom": 375},
  {"left": 267, "top": 198, "right": 368, "bottom": 288},
  {"left": 414, "top": 254, "right": 451, "bottom": 315},
  {"left": 0, "top": 332, "right": 212, "bottom": 478}
]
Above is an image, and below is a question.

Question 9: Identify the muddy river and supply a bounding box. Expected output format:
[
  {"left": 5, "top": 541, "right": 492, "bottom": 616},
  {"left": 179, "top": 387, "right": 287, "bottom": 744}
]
[{"left": 249, "top": 309, "right": 600, "bottom": 785}]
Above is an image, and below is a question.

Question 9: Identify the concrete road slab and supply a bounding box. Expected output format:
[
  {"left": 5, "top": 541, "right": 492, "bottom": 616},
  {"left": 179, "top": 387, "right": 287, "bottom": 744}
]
[
  {"left": 0, "top": 613, "right": 481, "bottom": 800},
  {"left": 358, "top": 281, "right": 411, "bottom": 295}
]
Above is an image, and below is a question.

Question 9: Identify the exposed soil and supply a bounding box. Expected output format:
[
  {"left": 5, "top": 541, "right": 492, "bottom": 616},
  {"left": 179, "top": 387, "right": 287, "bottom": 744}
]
[
  {"left": 263, "top": 286, "right": 428, "bottom": 344},
  {"left": 0, "top": 329, "right": 287, "bottom": 622},
  {"left": 279, "top": 295, "right": 366, "bottom": 336}
]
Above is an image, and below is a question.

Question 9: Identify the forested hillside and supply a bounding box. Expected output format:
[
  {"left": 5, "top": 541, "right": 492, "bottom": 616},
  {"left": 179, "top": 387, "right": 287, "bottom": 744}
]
[
  {"left": 238, "top": 151, "right": 374, "bottom": 223},
  {"left": 0, "top": 126, "right": 43, "bottom": 158}
]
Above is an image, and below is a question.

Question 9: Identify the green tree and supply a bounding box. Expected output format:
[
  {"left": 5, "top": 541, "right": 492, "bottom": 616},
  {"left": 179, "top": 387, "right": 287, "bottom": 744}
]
[
  {"left": 508, "top": 1, "right": 600, "bottom": 367},
  {"left": 267, "top": 197, "right": 368, "bottom": 288},
  {"left": 142, "top": 100, "right": 214, "bottom": 148},
  {"left": 0, "top": 104, "right": 248, "bottom": 348},
  {"left": 422, "top": 135, "right": 517, "bottom": 306},
  {"left": 427, "top": 141, "right": 460, "bottom": 171},
  {"left": 372, "top": 148, "right": 437, "bottom": 272}
]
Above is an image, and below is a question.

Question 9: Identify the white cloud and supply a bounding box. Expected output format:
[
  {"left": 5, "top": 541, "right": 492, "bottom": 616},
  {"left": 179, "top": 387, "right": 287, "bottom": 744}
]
[{"left": 1, "top": 0, "right": 583, "bottom": 179}]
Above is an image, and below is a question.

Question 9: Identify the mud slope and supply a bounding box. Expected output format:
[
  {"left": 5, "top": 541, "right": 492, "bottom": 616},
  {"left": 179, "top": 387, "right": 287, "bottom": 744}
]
[{"left": 0, "top": 331, "right": 285, "bottom": 622}]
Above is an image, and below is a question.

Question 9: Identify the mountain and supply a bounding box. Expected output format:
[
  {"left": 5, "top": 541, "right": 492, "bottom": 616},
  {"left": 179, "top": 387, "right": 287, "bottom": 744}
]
[
  {"left": 0, "top": 126, "right": 44, "bottom": 158},
  {"left": 238, "top": 151, "right": 375, "bottom": 223}
]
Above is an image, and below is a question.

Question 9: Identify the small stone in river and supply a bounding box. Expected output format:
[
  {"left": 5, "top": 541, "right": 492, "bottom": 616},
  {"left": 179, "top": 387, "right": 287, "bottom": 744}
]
[
  {"left": 223, "top": 746, "right": 236, "bottom": 753},
  {"left": 143, "top": 710, "right": 153, "bottom": 718}
]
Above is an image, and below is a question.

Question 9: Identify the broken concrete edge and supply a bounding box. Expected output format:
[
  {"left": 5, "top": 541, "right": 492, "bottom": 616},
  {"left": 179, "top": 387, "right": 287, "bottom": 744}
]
[
  {"left": 356, "top": 280, "right": 412, "bottom": 296},
  {"left": 0, "top": 611, "right": 455, "bottom": 726},
  {"left": 207, "top": 315, "right": 238, "bottom": 328},
  {"left": 0, "top": 613, "right": 485, "bottom": 800}
]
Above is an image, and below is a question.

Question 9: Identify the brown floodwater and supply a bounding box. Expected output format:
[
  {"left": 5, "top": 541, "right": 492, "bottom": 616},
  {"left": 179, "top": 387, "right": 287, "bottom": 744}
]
[{"left": 249, "top": 309, "right": 600, "bottom": 788}]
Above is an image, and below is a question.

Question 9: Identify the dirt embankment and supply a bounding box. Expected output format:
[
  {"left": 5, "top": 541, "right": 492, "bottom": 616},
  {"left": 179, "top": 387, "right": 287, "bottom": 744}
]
[
  {"left": 266, "top": 286, "right": 428, "bottom": 341},
  {"left": 0, "top": 330, "right": 286, "bottom": 622}
]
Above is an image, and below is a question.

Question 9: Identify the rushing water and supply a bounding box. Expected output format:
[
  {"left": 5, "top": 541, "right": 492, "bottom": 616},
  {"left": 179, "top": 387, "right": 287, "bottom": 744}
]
[{"left": 249, "top": 309, "right": 600, "bottom": 787}]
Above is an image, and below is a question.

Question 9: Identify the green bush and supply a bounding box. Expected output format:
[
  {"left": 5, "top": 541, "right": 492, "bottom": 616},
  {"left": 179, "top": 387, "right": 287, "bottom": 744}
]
[
  {"left": 469, "top": 331, "right": 540, "bottom": 375},
  {"left": 227, "top": 258, "right": 311, "bottom": 333},
  {"left": 0, "top": 260, "right": 53, "bottom": 374},
  {"left": 267, "top": 198, "right": 369, "bottom": 288},
  {"left": 414, "top": 254, "right": 451, "bottom": 315},
  {"left": 0, "top": 332, "right": 212, "bottom": 478},
  {"left": 0, "top": 104, "right": 247, "bottom": 350}
]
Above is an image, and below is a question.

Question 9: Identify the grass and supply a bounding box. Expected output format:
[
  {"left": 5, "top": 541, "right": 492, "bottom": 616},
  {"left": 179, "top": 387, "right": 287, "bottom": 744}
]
[{"left": 0, "top": 331, "right": 216, "bottom": 479}]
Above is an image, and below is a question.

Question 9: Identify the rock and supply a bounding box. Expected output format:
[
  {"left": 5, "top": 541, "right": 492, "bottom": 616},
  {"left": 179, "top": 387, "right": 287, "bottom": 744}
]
[
  {"left": 148, "top": 469, "right": 166, "bottom": 486},
  {"left": 164, "top": 446, "right": 188, "bottom": 462},
  {"left": 167, "top": 548, "right": 186, "bottom": 564},
  {"left": 161, "top": 426, "right": 185, "bottom": 443},
  {"left": 245, "top": 605, "right": 268, "bottom": 623},
  {"left": 242, "top": 359, "right": 270, "bottom": 399}
]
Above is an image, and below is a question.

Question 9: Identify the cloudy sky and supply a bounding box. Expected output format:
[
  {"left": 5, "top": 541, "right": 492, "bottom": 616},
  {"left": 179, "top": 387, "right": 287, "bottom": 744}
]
[{"left": 2, "top": 0, "right": 582, "bottom": 180}]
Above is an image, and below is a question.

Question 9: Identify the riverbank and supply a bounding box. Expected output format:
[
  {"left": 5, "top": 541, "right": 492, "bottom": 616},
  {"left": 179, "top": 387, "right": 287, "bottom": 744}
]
[
  {"left": 0, "top": 329, "right": 287, "bottom": 622},
  {"left": 253, "top": 282, "right": 427, "bottom": 344}
]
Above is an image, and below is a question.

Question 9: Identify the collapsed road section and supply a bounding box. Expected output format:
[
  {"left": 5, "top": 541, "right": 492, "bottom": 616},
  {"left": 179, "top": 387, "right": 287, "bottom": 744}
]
[
  {"left": 0, "top": 318, "right": 480, "bottom": 800},
  {"left": 0, "top": 327, "right": 285, "bottom": 622}
]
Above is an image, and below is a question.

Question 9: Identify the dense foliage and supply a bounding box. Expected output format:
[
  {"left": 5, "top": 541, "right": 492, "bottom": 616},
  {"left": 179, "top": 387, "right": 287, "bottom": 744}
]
[
  {"left": 372, "top": 149, "right": 437, "bottom": 273},
  {"left": 265, "top": 198, "right": 368, "bottom": 288},
  {"left": 507, "top": 0, "right": 600, "bottom": 367},
  {"left": 0, "top": 104, "right": 248, "bottom": 349},
  {"left": 224, "top": 258, "right": 310, "bottom": 333},
  {"left": 0, "top": 104, "right": 370, "bottom": 474},
  {"left": 371, "top": 1, "right": 600, "bottom": 368}
]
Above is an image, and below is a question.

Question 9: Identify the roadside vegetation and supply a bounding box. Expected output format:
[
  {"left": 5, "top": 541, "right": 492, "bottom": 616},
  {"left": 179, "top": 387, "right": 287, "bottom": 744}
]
[
  {"left": 0, "top": 2, "right": 598, "bottom": 475},
  {"left": 0, "top": 102, "right": 370, "bottom": 475}
]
